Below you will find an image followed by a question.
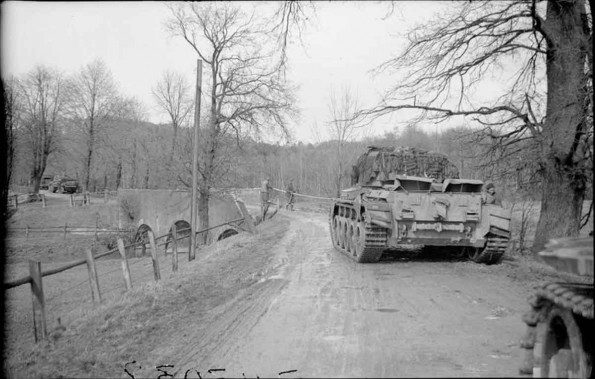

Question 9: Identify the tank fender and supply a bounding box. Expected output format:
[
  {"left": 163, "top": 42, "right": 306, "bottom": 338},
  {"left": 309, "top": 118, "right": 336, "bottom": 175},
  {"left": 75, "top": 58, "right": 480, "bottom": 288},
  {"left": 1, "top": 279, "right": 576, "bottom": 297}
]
[
  {"left": 362, "top": 198, "right": 393, "bottom": 229},
  {"left": 485, "top": 204, "right": 512, "bottom": 238}
]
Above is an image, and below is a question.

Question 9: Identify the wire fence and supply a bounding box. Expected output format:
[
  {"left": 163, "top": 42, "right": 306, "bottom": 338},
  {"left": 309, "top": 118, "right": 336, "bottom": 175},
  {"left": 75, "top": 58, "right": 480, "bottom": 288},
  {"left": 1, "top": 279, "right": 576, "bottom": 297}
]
[
  {"left": 3, "top": 186, "right": 331, "bottom": 347},
  {"left": 3, "top": 208, "right": 250, "bottom": 345}
]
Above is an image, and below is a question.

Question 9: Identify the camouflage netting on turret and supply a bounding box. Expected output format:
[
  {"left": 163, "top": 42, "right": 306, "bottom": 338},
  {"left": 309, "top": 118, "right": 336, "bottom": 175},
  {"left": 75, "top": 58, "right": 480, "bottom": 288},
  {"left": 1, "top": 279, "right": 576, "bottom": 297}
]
[{"left": 351, "top": 146, "right": 460, "bottom": 185}]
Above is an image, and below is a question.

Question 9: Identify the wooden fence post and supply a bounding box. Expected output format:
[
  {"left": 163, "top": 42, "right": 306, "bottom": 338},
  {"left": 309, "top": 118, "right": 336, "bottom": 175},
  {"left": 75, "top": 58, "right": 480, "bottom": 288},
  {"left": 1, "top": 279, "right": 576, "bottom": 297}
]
[
  {"left": 70, "top": 194, "right": 73, "bottom": 207},
  {"left": 26, "top": 225, "right": 30, "bottom": 240},
  {"left": 14, "top": 195, "right": 18, "bottom": 210},
  {"left": 86, "top": 192, "right": 91, "bottom": 206},
  {"left": 42, "top": 194, "right": 46, "bottom": 208},
  {"left": 172, "top": 224, "right": 178, "bottom": 273},
  {"left": 85, "top": 249, "right": 102, "bottom": 304},
  {"left": 63, "top": 223, "right": 67, "bottom": 239},
  {"left": 188, "top": 228, "right": 193, "bottom": 262},
  {"left": 235, "top": 199, "right": 257, "bottom": 234},
  {"left": 147, "top": 231, "right": 161, "bottom": 281},
  {"left": 95, "top": 219, "right": 98, "bottom": 241},
  {"left": 29, "top": 259, "right": 47, "bottom": 342},
  {"left": 117, "top": 239, "right": 133, "bottom": 290}
]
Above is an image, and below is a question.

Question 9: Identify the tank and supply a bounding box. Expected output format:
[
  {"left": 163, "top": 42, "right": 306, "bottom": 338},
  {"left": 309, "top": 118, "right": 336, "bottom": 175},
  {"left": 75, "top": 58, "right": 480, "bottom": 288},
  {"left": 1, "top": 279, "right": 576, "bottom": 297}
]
[
  {"left": 329, "top": 146, "right": 512, "bottom": 264},
  {"left": 519, "top": 236, "right": 593, "bottom": 378}
]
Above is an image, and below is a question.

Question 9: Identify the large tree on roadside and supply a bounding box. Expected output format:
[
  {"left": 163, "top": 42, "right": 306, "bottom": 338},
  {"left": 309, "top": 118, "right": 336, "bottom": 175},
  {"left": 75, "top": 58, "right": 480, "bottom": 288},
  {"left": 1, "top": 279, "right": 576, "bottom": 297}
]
[
  {"left": 166, "top": 3, "right": 297, "bottom": 238},
  {"left": 16, "top": 66, "right": 66, "bottom": 193},
  {"left": 66, "top": 59, "right": 122, "bottom": 192},
  {"left": 359, "top": 0, "right": 593, "bottom": 252}
]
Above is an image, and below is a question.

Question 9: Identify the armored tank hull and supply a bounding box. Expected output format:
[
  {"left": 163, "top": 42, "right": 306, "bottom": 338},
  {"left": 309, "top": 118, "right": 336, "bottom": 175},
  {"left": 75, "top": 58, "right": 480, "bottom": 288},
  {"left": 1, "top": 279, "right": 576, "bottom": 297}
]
[
  {"left": 329, "top": 146, "right": 511, "bottom": 264},
  {"left": 329, "top": 176, "right": 511, "bottom": 264},
  {"left": 519, "top": 236, "right": 593, "bottom": 378}
]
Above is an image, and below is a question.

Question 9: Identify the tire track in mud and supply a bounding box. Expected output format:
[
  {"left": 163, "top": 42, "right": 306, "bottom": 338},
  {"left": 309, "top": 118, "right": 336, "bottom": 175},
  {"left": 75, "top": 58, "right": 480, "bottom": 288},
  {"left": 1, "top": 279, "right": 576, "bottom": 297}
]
[
  {"left": 138, "top": 210, "right": 533, "bottom": 378},
  {"left": 159, "top": 212, "right": 317, "bottom": 378}
]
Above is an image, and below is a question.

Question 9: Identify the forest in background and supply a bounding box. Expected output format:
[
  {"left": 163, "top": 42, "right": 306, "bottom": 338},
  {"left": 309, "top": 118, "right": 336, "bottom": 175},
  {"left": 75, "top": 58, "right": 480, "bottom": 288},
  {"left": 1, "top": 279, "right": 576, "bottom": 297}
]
[{"left": 7, "top": 95, "right": 548, "bottom": 203}]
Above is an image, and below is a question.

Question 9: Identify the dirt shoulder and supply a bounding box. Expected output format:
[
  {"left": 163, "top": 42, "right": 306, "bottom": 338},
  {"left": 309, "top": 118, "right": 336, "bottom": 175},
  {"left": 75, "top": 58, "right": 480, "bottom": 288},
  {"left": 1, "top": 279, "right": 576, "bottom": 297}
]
[{"left": 3, "top": 213, "right": 291, "bottom": 378}]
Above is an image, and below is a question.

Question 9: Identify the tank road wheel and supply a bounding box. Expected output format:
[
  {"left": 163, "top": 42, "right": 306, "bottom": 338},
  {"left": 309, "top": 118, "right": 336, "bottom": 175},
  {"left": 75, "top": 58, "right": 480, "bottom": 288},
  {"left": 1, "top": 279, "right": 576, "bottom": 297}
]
[
  {"left": 343, "top": 219, "right": 350, "bottom": 253},
  {"left": 465, "top": 246, "right": 483, "bottom": 263},
  {"left": 346, "top": 220, "right": 355, "bottom": 254},
  {"left": 335, "top": 217, "right": 342, "bottom": 249},
  {"left": 535, "top": 304, "right": 591, "bottom": 378},
  {"left": 338, "top": 218, "right": 346, "bottom": 250},
  {"left": 330, "top": 214, "right": 339, "bottom": 249},
  {"left": 341, "top": 217, "right": 349, "bottom": 251},
  {"left": 353, "top": 222, "right": 366, "bottom": 259}
]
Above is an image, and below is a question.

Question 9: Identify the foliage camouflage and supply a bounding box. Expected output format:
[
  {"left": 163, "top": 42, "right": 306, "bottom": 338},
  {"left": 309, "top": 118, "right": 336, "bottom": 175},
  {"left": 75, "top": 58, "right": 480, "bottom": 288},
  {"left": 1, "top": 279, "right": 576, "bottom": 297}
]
[{"left": 351, "top": 146, "right": 460, "bottom": 186}]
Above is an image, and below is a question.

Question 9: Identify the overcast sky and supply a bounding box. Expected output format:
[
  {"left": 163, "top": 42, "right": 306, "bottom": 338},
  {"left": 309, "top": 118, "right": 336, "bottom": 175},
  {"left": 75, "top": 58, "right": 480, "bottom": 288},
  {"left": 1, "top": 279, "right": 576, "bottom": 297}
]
[{"left": 2, "top": 1, "right": 455, "bottom": 143}]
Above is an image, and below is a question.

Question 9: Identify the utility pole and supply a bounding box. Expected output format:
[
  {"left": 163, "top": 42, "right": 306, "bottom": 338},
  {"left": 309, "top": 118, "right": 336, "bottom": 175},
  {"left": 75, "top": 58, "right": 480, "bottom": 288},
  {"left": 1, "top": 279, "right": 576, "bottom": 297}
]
[{"left": 190, "top": 59, "right": 202, "bottom": 261}]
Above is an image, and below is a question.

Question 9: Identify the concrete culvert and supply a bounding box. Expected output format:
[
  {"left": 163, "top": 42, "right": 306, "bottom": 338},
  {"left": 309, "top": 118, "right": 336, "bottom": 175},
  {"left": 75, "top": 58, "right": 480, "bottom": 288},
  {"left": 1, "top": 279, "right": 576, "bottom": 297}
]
[
  {"left": 165, "top": 220, "right": 191, "bottom": 254},
  {"left": 134, "top": 224, "right": 153, "bottom": 257},
  {"left": 217, "top": 228, "right": 239, "bottom": 241}
]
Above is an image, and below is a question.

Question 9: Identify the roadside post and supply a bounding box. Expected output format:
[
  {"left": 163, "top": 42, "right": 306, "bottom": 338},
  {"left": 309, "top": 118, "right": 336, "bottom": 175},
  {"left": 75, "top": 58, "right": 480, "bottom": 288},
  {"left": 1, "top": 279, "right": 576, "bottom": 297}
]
[
  {"left": 190, "top": 59, "right": 203, "bottom": 261},
  {"left": 148, "top": 230, "right": 161, "bottom": 281},
  {"left": 85, "top": 249, "right": 102, "bottom": 304},
  {"left": 29, "top": 260, "right": 47, "bottom": 342},
  {"left": 117, "top": 239, "right": 133, "bottom": 290}
]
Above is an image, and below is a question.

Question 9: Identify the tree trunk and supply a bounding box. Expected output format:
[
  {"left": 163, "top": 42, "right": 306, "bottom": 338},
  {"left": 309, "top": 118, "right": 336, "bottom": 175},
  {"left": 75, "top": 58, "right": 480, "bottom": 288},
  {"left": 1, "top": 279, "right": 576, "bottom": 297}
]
[
  {"left": 532, "top": 0, "right": 589, "bottom": 252},
  {"left": 168, "top": 125, "right": 178, "bottom": 186},
  {"left": 197, "top": 187, "right": 209, "bottom": 245},
  {"left": 116, "top": 161, "right": 122, "bottom": 189},
  {"left": 130, "top": 139, "right": 137, "bottom": 189},
  {"left": 84, "top": 121, "right": 95, "bottom": 192},
  {"left": 534, "top": 162, "right": 584, "bottom": 250}
]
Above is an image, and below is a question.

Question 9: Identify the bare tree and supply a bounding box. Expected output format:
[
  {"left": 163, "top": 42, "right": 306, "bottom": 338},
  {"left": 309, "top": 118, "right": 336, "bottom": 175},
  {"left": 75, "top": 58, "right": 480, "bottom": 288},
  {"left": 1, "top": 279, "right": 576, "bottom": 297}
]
[
  {"left": 17, "top": 66, "right": 66, "bottom": 193},
  {"left": 2, "top": 77, "right": 21, "bottom": 191},
  {"left": 269, "top": 1, "right": 315, "bottom": 71},
  {"left": 326, "top": 86, "right": 362, "bottom": 196},
  {"left": 100, "top": 96, "right": 148, "bottom": 191},
  {"left": 66, "top": 59, "right": 121, "bottom": 192},
  {"left": 358, "top": 0, "right": 593, "bottom": 252},
  {"left": 166, "top": 2, "right": 297, "bottom": 238},
  {"left": 151, "top": 70, "right": 192, "bottom": 173}
]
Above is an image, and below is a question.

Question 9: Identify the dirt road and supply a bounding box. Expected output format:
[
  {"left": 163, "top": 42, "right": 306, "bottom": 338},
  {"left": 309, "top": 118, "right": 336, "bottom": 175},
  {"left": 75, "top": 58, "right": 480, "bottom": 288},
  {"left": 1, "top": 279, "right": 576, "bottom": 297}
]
[{"left": 136, "top": 210, "right": 532, "bottom": 378}]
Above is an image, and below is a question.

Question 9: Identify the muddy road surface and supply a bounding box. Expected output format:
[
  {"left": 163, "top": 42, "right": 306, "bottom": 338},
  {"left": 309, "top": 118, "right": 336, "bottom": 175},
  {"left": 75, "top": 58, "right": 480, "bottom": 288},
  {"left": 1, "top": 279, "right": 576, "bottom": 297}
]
[{"left": 133, "top": 209, "right": 534, "bottom": 378}]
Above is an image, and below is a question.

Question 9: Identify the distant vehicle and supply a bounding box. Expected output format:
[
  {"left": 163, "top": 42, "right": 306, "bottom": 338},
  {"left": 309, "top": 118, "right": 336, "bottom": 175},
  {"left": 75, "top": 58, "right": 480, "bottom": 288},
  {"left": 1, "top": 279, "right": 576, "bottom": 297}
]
[
  {"left": 40, "top": 175, "right": 54, "bottom": 190},
  {"left": 49, "top": 177, "right": 80, "bottom": 194}
]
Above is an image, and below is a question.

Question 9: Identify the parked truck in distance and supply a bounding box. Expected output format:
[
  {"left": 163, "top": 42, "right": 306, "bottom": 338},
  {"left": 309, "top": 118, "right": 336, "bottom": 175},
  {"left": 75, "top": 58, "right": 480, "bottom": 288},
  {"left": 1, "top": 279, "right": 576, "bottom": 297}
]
[
  {"left": 39, "top": 175, "right": 54, "bottom": 190},
  {"left": 48, "top": 176, "right": 80, "bottom": 194},
  {"left": 329, "top": 146, "right": 511, "bottom": 264}
]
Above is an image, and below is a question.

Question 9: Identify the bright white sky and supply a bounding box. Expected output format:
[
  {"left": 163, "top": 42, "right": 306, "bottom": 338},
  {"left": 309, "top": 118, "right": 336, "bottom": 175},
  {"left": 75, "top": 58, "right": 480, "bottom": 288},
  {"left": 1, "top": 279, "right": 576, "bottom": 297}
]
[{"left": 2, "top": 1, "right": 465, "bottom": 143}]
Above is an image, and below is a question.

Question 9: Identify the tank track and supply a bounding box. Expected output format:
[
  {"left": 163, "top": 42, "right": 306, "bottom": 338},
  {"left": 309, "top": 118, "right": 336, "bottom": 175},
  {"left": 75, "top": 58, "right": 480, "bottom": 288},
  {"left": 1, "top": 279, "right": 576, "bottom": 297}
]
[
  {"left": 329, "top": 206, "right": 387, "bottom": 263},
  {"left": 529, "top": 282, "right": 593, "bottom": 319},
  {"left": 357, "top": 222, "right": 387, "bottom": 263},
  {"left": 518, "top": 282, "right": 593, "bottom": 375},
  {"left": 470, "top": 234, "right": 508, "bottom": 264}
]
